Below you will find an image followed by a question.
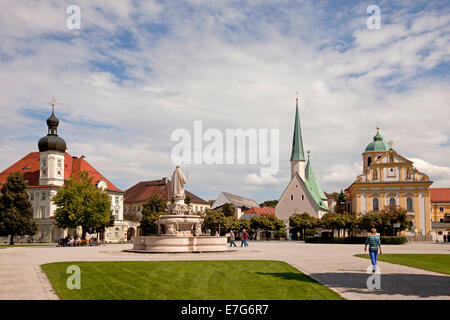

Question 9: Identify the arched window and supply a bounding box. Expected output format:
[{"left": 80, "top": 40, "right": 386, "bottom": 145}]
[
  {"left": 373, "top": 198, "right": 379, "bottom": 211},
  {"left": 389, "top": 198, "right": 396, "bottom": 206},
  {"left": 367, "top": 157, "right": 372, "bottom": 166},
  {"left": 406, "top": 197, "right": 413, "bottom": 211}
]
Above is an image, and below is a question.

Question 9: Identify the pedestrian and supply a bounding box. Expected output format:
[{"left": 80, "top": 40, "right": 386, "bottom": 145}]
[
  {"left": 444, "top": 234, "right": 447, "bottom": 243},
  {"left": 241, "top": 229, "right": 249, "bottom": 247},
  {"left": 229, "top": 230, "right": 237, "bottom": 247},
  {"left": 75, "top": 236, "right": 81, "bottom": 246},
  {"left": 364, "top": 228, "right": 382, "bottom": 273},
  {"left": 215, "top": 231, "right": 220, "bottom": 237}
]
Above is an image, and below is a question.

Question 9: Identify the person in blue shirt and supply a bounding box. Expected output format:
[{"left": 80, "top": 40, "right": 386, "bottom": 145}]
[{"left": 365, "top": 228, "right": 382, "bottom": 273}]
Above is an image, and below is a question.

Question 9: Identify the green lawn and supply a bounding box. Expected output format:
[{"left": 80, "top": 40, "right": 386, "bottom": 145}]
[
  {"left": 41, "top": 260, "right": 343, "bottom": 300},
  {"left": 355, "top": 254, "right": 450, "bottom": 275},
  {"left": 0, "top": 244, "right": 57, "bottom": 248}
]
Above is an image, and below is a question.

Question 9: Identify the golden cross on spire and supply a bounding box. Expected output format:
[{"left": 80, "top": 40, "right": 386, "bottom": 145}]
[{"left": 51, "top": 96, "right": 56, "bottom": 111}]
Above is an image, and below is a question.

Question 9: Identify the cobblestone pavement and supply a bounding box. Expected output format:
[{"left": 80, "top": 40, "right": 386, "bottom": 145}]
[{"left": 0, "top": 241, "right": 449, "bottom": 300}]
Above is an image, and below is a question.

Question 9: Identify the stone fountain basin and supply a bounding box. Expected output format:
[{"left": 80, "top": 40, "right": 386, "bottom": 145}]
[{"left": 130, "top": 235, "right": 228, "bottom": 253}]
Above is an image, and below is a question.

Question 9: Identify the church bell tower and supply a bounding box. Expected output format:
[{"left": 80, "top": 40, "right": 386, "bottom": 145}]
[{"left": 37, "top": 98, "right": 67, "bottom": 186}]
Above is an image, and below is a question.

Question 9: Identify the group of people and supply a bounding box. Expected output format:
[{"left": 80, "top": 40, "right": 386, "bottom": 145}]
[
  {"left": 58, "top": 236, "right": 100, "bottom": 247},
  {"left": 228, "top": 229, "right": 249, "bottom": 247}
]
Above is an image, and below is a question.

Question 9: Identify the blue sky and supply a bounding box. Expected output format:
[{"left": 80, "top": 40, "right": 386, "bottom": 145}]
[{"left": 0, "top": 0, "right": 449, "bottom": 203}]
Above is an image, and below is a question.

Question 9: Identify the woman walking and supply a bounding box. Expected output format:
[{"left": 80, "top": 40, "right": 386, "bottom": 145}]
[
  {"left": 365, "top": 228, "right": 382, "bottom": 273},
  {"left": 229, "top": 230, "right": 237, "bottom": 247}
]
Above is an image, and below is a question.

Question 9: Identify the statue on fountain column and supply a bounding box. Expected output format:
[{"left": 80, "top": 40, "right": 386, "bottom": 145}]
[{"left": 171, "top": 166, "right": 187, "bottom": 203}]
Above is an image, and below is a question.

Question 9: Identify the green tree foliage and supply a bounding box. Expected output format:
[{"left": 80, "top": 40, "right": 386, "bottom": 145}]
[
  {"left": 52, "top": 171, "right": 112, "bottom": 239},
  {"left": 221, "top": 203, "right": 234, "bottom": 217},
  {"left": 124, "top": 211, "right": 142, "bottom": 223},
  {"left": 184, "top": 195, "right": 191, "bottom": 205},
  {"left": 259, "top": 200, "right": 278, "bottom": 208},
  {"left": 139, "top": 194, "right": 167, "bottom": 235},
  {"left": 289, "top": 213, "right": 318, "bottom": 240},
  {"left": 320, "top": 212, "right": 347, "bottom": 237},
  {"left": 202, "top": 209, "right": 226, "bottom": 235},
  {"left": 359, "top": 205, "right": 409, "bottom": 236},
  {"left": 250, "top": 214, "right": 284, "bottom": 232},
  {"left": 0, "top": 172, "right": 38, "bottom": 245}
]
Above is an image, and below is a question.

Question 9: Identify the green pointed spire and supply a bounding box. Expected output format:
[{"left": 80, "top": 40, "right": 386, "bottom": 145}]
[{"left": 290, "top": 98, "right": 305, "bottom": 161}]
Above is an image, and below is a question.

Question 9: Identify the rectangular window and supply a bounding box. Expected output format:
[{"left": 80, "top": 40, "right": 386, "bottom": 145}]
[
  {"left": 301, "top": 195, "right": 304, "bottom": 200},
  {"left": 40, "top": 207, "right": 45, "bottom": 219},
  {"left": 290, "top": 195, "right": 293, "bottom": 200},
  {"left": 114, "top": 210, "right": 119, "bottom": 220},
  {"left": 115, "top": 196, "right": 119, "bottom": 204},
  {"left": 439, "top": 207, "right": 444, "bottom": 213},
  {"left": 30, "top": 193, "right": 34, "bottom": 201},
  {"left": 41, "top": 192, "right": 46, "bottom": 201}
]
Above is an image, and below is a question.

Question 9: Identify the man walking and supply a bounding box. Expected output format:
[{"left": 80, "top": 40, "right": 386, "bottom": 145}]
[
  {"left": 241, "top": 229, "right": 249, "bottom": 247},
  {"left": 229, "top": 230, "right": 237, "bottom": 247},
  {"left": 365, "top": 228, "right": 382, "bottom": 273}
]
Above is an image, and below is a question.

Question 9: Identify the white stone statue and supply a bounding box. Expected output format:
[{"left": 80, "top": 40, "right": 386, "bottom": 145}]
[{"left": 171, "top": 166, "right": 187, "bottom": 201}]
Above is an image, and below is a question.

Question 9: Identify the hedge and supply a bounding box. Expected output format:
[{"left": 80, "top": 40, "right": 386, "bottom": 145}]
[{"left": 304, "top": 236, "right": 407, "bottom": 245}]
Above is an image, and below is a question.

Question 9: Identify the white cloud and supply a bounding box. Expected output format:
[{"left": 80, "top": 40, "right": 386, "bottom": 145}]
[{"left": 244, "top": 174, "right": 279, "bottom": 187}]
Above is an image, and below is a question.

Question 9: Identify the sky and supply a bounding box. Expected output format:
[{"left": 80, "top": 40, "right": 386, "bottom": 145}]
[{"left": 0, "top": 0, "right": 449, "bottom": 203}]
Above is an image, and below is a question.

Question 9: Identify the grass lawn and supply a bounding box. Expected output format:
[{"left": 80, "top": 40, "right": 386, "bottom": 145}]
[
  {"left": 355, "top": 254, "right": 450, "bottom": 275},
  {"left": 41, "top": 260, "right": 343, "bottom": 300},
  {"left": 0, "top": 244, "right": 57, "bottom": 248}
]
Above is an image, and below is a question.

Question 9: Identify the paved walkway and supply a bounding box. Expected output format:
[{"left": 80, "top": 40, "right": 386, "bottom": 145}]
[{"left": 0, "top": 241, "right": 449, "bottom": 300}]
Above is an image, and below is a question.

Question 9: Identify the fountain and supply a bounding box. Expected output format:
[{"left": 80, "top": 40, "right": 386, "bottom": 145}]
[{"left": 130, "top": 166, "right": 228, "bottom": 253}]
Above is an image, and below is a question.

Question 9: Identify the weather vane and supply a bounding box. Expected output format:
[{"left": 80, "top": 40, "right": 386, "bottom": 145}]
[{"left": 51, "top": 96, "right": 56, "bottom": 111}]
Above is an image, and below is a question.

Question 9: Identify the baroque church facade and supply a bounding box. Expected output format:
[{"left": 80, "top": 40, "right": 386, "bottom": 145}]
[
  {"left": 0, "top": 108, "right": 134, "bottom": 243},
  {"left": 345, "top": 127, "right": 433, "bottom": 235},
  {"left": 276, "top": 99, "right": 330, "bottom": 221}
]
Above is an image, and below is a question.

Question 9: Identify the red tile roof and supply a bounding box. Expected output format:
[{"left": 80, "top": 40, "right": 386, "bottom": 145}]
[
  {"left": 430, "top": 188, "right": 450, "bottom": 203},
  {"left": 124, "top": 179, "right": 209, "bottom": 204},
  {"left": 0, "top": 152, "right": 122, "bottom": 193},
  {"left": 243, "top": 206, "right": 275, "bottom": 216}
]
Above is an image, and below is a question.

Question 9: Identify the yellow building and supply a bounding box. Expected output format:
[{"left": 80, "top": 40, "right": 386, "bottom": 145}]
[
  {"left": 430, "top": 188, "right": 450, "bottom": 222},
  {"left": 345, "top": 127, "right": 433, "bottom": 235}
]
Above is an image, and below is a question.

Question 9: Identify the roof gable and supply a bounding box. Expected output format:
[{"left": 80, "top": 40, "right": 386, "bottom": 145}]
[{"left": 0, "top": 152, "right": 122, "bottom": 192}]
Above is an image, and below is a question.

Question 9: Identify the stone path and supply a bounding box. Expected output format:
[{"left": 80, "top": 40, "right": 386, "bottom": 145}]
[{"left": 0, "top": 241, "right": 449, "bottom": 300}]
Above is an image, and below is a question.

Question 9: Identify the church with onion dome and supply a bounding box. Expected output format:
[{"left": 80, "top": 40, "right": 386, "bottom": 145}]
[
  {"left": 345, "top": 126, "right": 433, "bottom": 236},
  {"left": 0, "top": 103, "right": 137, "bottom": 243}
]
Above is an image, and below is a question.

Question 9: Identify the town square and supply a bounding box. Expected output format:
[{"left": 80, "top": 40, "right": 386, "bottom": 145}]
[{"left": 0, "top": 0, "right": 449, "bottom": 313}]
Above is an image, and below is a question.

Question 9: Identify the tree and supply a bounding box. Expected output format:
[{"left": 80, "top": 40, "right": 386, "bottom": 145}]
[
  {"left": 289, "top": 213, "right": 318, "bottom": 240},
  {"left": 53, "top": 171, "right": 112, "bottom": 239},
  {"left": 0, "top": 172, "right": 38, "bottom": 245},
  {"left": 221, "top": 203, "right": 234, "bottom": 217},
  {"left": 184, "top": 195, "right": 192, "bottom": 205},
  {"left": 202, "top": 209, "right": 226, "bottom": 235},
  {"left": 259, "top": 200, "right": 278, "bottom": 208},
  {"left": 250, "top": 214, "right": 284, "bottom": 240},
  {"left": 320, "top": 212, "right": 346, "bottom": 237},
  {"left": 360, "top": 205, "right": 409, "bottom": 236},
  {"left": 139, "top": 194, "right": 167, "bottom": 235}
]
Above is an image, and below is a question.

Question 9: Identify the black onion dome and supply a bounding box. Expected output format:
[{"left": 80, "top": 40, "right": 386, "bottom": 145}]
[
  {"left": 38, "top": 110, "right": 66, "bottom": 153},
  {"left": 46, "top": 111, "right": 59, "bottom": 128},
  {"left": 38, "top": 135, "right": 66, "bottom": 152}
]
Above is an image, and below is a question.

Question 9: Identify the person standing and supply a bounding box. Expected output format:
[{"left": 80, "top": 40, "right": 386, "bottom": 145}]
[
  {"left": 365, "top": 228, "right": 382, "bottom": 273},
  {"left": 241, "top": 229, "right": 249, "bottom": 247},
  {"left": 229, "top": 230, "right": 237, "bottom": 247},
  {"left": 443, "top": 234, "right": 447, "bottom": 243}
]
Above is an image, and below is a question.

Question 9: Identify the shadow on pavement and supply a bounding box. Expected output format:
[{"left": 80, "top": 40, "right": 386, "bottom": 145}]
[
  {"left": 310, "top": 272, "right": 450, "bottom": 298},
  {"left": 256, "top": 272, "right": 319, "bottom": 283}
]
